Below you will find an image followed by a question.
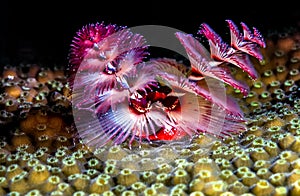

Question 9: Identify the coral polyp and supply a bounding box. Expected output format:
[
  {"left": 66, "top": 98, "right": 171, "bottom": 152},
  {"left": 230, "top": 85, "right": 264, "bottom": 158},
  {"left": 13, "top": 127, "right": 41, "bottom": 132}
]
[{"left": 69, "top": 20, "right": 265, "bottom": 148}]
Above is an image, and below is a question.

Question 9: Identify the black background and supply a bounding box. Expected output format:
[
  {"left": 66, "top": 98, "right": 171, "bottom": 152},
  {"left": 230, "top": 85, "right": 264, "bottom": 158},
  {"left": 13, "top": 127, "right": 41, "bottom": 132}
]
[{"left": 1, "top": 1, "right": 300, "bottom": 66}]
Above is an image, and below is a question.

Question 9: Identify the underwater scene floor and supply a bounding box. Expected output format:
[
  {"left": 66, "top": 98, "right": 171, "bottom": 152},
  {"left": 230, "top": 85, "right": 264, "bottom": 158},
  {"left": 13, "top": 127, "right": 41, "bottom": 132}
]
[{"left": 0, "top": 22, "right": 300, "bottom": 196}]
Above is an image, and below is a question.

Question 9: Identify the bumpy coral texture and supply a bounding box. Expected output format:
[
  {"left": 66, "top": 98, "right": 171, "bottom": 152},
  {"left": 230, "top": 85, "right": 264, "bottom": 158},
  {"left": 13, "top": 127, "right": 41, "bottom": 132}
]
[{"left": 69, "top": 20, "right": 265, "bottom": 148}]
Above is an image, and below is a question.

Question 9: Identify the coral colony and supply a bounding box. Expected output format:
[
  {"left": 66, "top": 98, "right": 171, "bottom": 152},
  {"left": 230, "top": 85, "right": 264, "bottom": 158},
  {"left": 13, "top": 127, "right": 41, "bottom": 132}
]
[{"left": 68, "top": 20, "right": 265, "bottom": 149}]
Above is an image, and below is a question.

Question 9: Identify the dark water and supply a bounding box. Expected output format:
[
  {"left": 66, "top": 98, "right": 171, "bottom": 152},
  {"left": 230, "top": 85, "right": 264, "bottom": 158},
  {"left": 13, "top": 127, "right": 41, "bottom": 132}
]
[{"left": 1, "top": 1, "right": 299, "bottom": 66}]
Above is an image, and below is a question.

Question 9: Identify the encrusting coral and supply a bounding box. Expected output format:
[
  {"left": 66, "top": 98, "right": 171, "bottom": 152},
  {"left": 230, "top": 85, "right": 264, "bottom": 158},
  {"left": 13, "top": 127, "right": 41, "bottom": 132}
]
[{"left": 0, "top": 19, "right": 299, "bottom": 195}]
